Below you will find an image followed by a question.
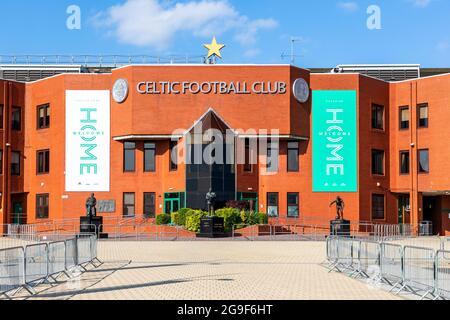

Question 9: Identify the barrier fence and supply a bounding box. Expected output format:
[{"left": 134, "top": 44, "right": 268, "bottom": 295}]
[
  {"left": 2, "top": 222, "right": 445, "bottom": 243},
  {"left": 326, "top": 236, "right": 450, "bottom": 300},
  {"left": 231, "top": 223, "right": 426, "bottom": 242},
  {"left": 0, "top": 234, "right": 99, "bottom": 299}
]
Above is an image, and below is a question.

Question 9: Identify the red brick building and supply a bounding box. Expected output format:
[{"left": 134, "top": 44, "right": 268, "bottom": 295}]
[{"left": 0, "top": 64, "right": 449, "bottom": 235}]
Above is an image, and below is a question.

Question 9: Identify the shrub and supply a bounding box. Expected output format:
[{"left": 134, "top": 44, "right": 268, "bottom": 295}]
[
  {"left": 171, "top": 212, "right": 178, "bottom": 225},
  {"left": 240, "top": 211, "right": 268, "bottom": 226},
  {"left": 176, "top": 208, "right": 191, "bottom": 226},
  {"left": 185, "top": 210, "right": 208, "bottom": 233},
  {"left": 226, "top": 200, "right": 250, "bottom": 211},
  {"left": 258, "top": 213, "right": 269, "bottom": 225},
  {"left": 215, "top": 208, "right": 242, "bottom": 232},
  {"left": 156, "top": 214, "right": 171, "bottom": 225},
  {"left": 240, "top": 211, "right": 248, "bottom": 224}
]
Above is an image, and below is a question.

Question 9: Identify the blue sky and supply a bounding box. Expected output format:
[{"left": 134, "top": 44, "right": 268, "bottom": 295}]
[{"left": 1, "top": 0, "right": 449, "bottom": 67}]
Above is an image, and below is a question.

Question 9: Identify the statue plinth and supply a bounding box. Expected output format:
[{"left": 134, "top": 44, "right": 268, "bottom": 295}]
[
  {"left": 197, "top": 216, "right": 225, "bottom": 238},
  {"left": 80, "top": 216, "right": 103, "bottom": 238},
  {"left": 330, "top": 219, "right": 351, "bottom": 237}
]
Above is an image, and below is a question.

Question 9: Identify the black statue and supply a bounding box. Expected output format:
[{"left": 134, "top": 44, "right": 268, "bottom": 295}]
[
  {"left": 86, "top": 193, "right": 97, "bottom": 218},
  {"left": 330, "top": 196, "right": 345, "bottom": 220},
  {"left": 206, "top": 188, "right": 217, "bottom": 217}
]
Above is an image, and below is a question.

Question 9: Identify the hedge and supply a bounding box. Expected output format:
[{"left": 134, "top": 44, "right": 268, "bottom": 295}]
[
  {"left": 185, "top": 210, "right": 208, "bottom": 233},
  {"left": 169, "top": 207, "right": 269, "bottom": 233},
  {"left": 176, "top": 208, "right": 191, "bottom": 226},
  {"left": 215, "top": 208, "right": 242, "bottom": 232},
  {"left": 240, "top": 211, "right": 269, "bottom": 226},
  {"left": 156, "top": 214, "right": 171, "bottom": 225}
]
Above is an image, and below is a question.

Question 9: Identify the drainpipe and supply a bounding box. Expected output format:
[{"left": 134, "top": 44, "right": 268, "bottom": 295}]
[
  {"left": 2, "top": 82, "right": 10, "bottom": 228},
  {"left": 410, "top": 81, "right": 419, "bottom": 229},
  {"left": 1, "top": 81, "right": 5, "bottom": 229}
]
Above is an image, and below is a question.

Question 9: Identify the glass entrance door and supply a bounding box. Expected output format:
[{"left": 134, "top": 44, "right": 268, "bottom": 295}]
[
  {"left": 238, "top": 192, "right": 259, "bottom": 212},
  {"left": 164, "top": 199, "right": 180, "bottom": 214},
  {"left": 13, "top": 202, "right": 23, "bottom": 224},
  {"left": 398, "top": 195, "right": 410, "bottom": 224},
  {"left": 164, "top": 192, "right": 184, "bottom": 214}
]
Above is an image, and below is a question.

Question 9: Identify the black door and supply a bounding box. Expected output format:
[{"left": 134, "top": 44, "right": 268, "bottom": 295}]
[{"left": 422, "top": 196, "right": 440, "bottom": 235}]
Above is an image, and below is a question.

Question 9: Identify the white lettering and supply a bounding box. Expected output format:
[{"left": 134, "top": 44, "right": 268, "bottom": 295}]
[{"left": 327, "top": 164, "right": 344, "bottom": 176}]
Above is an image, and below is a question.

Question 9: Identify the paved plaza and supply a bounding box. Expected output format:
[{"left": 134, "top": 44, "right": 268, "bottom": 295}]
[{"left": 8, "top": 241, "right": 406, "bottom": 300}]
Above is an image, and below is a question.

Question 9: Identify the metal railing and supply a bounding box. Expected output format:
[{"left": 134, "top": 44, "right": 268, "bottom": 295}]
[
  {"left": 0, "top": 234, "right": 100, "bottom": 299},
  {"left": 419, "top": 221, "right": 433, "bottom": 236},
  {"left": 0, "top": 54, "right": 206, "bottom": 67},
  {"left": 231, "top": 223, "right": 422, "bottom": 242},
  {"left": 326, "top": 236, "right": 450, "bottom": 300},
  {"left": 3, "top": 220, "right": 438, "bottom": 243}
]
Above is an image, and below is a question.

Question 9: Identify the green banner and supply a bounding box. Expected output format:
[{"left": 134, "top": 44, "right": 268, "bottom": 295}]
[{"left": 312, "top": 90, "right": 357, "bottom": 192}]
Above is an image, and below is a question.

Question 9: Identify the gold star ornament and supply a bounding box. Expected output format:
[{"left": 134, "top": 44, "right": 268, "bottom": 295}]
[{"left": 204, "top": 37, "right": 226, "bottom": 59}]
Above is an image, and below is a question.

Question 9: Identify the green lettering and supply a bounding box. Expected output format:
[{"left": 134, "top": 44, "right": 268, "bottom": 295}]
[
  {"left": 80, "top": 108, "right": 97, "bottom": 123},
  {"left": 80, "top": 144, "right": 98, "bottom": 161},
  {"left": 80, "top": 164, "right": 97, "bottom": 175}
]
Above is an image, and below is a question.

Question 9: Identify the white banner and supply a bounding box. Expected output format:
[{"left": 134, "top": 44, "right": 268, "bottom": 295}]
[{"left": 65, "top": 90, "right": 110, "bottom": 192}]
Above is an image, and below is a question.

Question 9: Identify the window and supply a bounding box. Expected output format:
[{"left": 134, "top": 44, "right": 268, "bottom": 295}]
[
  {"left": 169, "top": 140, "right": 178, "bottom": 171},
  {"left": 399, "top": 107, "right": 410, "bottom": 130},
  {"left": 0, "top": 150, "right": 2, "bottom": 175},
  {"left": 144, "top": 193, "right": 156, "bottom": 218},
  {"left": 124, "top": 142, "right": 136, "bottom": 172},
  {"left": 37, "top": 150, "right": 50, "bottom": 174},
  {"left": 288, "top": 141, "right": 299, "bottom": 172},
  {"left": 0, "top": 105, "right": 3, "bottom": 129},
  {"left": 11, "top": 151, "right": 20, "bottom": 176},
  {"left": 37, "top": 104, "right": 50, "bottom": 129},
  {"left": 144, "top": 142, "right": 156, "bottom": 172},
  {"left": 267, "top": 193, "right": 279, "bottom": 217},
  {"left": 371, "top": 149, "right": 385, "bottom": 175},
  {"left": 372, "top": 194, "right": 385, "bottom": 220},
  {"left": 418, "top": 104, "right": 429, "bottom": 128},
  {"left": 400, "top": 151, "right": 410, "bottom": 175},
  {"left": 371, "top": 104, "right": 384, "bottom": 130},
  {"left": 123, "top": 193, "right": 135, "bottom": 217},
  {"left": 244, "top": 138, "right": 252, "bottom": 172},
  {"left": 418, "top": 149, "right": 429, "bottom": 174},
  {"left": 267, "top": 141, "right": 279, "bottom": 173},
  {"left": 12, "top": 107, "right": 21, "bottom": 131},
  {"left": 287, "top": 193, "right": 299, "bottom": 218},
  {"left": 36, "top": 194, "right": 49, "bottom": 219}
]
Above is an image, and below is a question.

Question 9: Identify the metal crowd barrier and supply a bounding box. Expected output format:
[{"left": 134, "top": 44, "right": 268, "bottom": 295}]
[
  {"left": 65, "top": 238, "right": 77, "bottom": 271},
  {"left": 0, "top": 247, "right": 25, "bottom": 298},
  {"left": 77, "top": 236, "right": 92, "bottom": 266},
  {"left": 419, "top": 222, "right": 433, "bottom": 236},
  {"left": 357, "top": 240, "right": 380, "bottom": 278},
  {"left": 326, "top": 236, "right": 450, "bottom": 300},
  {"left": 24, "top": 243, "right": 49, "bottom": 289},
  {"left": 441, "top": 237, "right": 450, "bottom": 251},
  {"left": 400, "top": 246, "right": 435, "bottom": 299},
  {"left": 0, "top": 234, "right": 99, "bottom": 299},
  {"left": 48, "top": 241, "right": 66, "bottom": 278},
  {"left": 380, "top": 243, "right": 403, "bottom": 288},
  {"left": 434, "top": 250, "right": 450, "bottom": 300}
]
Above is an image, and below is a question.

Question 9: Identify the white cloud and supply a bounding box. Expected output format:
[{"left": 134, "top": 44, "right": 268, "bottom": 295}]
[
  {"left": 437, "top": 40, "right": 449, "bottom": 52},
  {"left": 93, "top": 0, "right": 278, "bottom": 50},
  {"left": 409, "top": 0, "right": 432, "bottom": 7},
  {"left": 337, "top": 2, "right": 359, "bottom": 12},
  {"left": 243, "top": 49, "right": 261, "bottom": 58}
]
